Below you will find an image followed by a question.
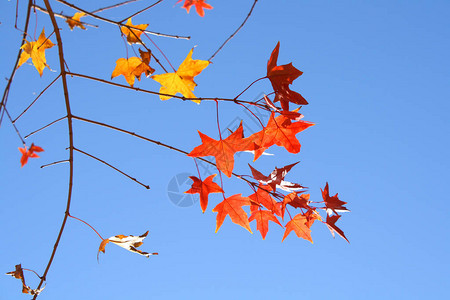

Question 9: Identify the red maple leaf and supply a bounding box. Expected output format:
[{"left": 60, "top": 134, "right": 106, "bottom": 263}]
[
  {"left": 281, "top": 192, "right": 311, "bottom": 219},
  {"left": 249, "top": 184, "right": 282, "bottom": 217},
  {"left": 267, "top": 42, "right": 308, "bottom": 111},
  {"left": 326, "top": 215, "right": 349, "bottom": 243},
  {"left": 18, "top": 143, "right": 44, "bottom": 167},
  {"left": 185, "top": 174, "right": 224, "bottom": 213},
  {"left": 282, "top": 213, "right": 313, "bottom": 243},
  {"left": 248, "top": 210, "right": 282, "bottom": 240},
  {"left": 212, "top": 194, "right": 252, "bottom": 233},
  {"left": 244, "top": 112, "right": 314, "bottom": 161},
  {"left": 176, "top": 0, "right": 213, "bottom": 17},
  {"left": 321, "top": 182, "right": 350, "bottom": 216},
  {"left": 188, "top": 122, "right": 249, "bottom": 177}
]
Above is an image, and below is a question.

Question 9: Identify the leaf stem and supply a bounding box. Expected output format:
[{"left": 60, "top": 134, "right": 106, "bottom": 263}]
[{"left": 68, "top": 214, "right": 104, "bottom": 240}]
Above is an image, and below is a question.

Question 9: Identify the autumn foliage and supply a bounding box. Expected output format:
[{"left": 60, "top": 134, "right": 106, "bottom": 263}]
[{"left": 2, "top": 1, "right": 350, "bottom": 298}]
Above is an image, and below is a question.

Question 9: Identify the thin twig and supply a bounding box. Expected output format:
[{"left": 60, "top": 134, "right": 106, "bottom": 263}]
[
  {"left": 55, "top": 0, "right": 190, "bottom": 39},
  {"left": 3, "top": 106, "right": 25, "bottom": 145},
  {"left": 32, "top": 4, "right": 99, "bottom": 28},
  {"left": 41, "top": 159, "right": 70, "bottom": 169},
  {"left": 67, "top": 72, "right": 270, "bottom": 109},
  {"left": 24, "top": 116, "right": 67, "bottom": 139},
  {"left": 33, "top": 1, "right": 74, "bottom": 297},
  {"left": 73, "top": 147, "right": 150, "bottom": 189},
  {"left": 208, "top": 0, "right": 258, "bottom": 61},
  {"left": 14, "top": 75, "right": 61, "bottom": 123},
  {"left": 119, "top": 0, "right": 164, "bottom": 23},
  {"left": 0, "top": 0, "right": 33, "bottom": 128},
  {"left": 92, "top": 0, "right": 141, "bottom": 14}
]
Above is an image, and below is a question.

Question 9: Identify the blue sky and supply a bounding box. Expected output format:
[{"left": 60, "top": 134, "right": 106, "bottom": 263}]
[{"left": 1, "top": 0, "right": 449, "bottom": 299}]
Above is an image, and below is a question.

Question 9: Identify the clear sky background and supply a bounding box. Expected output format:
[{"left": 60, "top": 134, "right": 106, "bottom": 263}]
[{"left": 1, "top": 0, "right": 449, "bottom": 299}]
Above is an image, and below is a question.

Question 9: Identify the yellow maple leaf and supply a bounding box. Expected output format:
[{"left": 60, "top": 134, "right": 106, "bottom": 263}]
[
  {"left": 151, "top": 48, "right": 209, "bottom": 103},
  {"left": 18, "top": 28, "right": 55, "bottom": 76},
  {"left": 121, "top": 18, "right": 148, "bottom": 44},
  {"left": 66, "top": 12, "right": 86, "bottom": 30},
  {"left": 111, "top": 49, "right": 155, "bottom": 86}
]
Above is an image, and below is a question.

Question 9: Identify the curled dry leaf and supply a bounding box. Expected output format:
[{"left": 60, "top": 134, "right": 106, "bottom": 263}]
[
  {"left": 185, "top": 174, "right": 224, "bottom": 213},
  {"left": 66, "top": 12, "right": 86, "bottom": 30},
  {"left": 6, "top": 264, "right": 45, "bottom": 295},
  {"left": 121, "top": 18, "right": 148, "bottom": 44},
  {"left": 177, "top": 0, "right": 213, "bottom": 17},
  {"left": 152, "top": 48, "right": 209, "bottom": 102},
  {"left": 18, "top": 143, "right": 44, "bottom": 167},
  {"left": 111, "top": 49, "right": 155, "bottom": 86},
  {"left": 18, "top": 28, "right": 55, "bottom": 76},
  {"left": 98, "top": 231, "right": 158, "bottom": 258}
]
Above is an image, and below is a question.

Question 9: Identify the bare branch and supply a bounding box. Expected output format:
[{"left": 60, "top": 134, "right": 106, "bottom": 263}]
[
  {"left": 14, "top": 75, "right": 61, "bottom": 123},
  {"left": 208, "top": 0, "right": 259, "bottom": 61},
  {"left": 92, "top": 0, "right": 141, "bottom": 14},
  {"left": 119, "top": 0, "right": 164, "bottom": 23},
  {"left": 73, "top": 147, "right": 150, "bottom": 189},
  {"left": 24, "top": 116, "right": 67, "bottom": 139},
  {"left": 67, "top": 72, "right": 270, "bottom": 109},
  {"left": 33, "top": 1, "right": 75, "bottom": 298},
  {"left": 41, "top": 159, "right": 70, "bottom": 169}
]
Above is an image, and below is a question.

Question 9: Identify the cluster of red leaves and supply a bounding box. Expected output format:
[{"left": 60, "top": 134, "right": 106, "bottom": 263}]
[
  {"left": 186, "top": 43, "right": 350, "bottom": 242},
  {"left": 18, "top": 143, "right": 44, "bottom": 167}
]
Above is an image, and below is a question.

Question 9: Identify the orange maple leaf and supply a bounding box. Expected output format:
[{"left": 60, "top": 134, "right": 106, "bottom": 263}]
[
  {"left": 185, "top": 174, "right": 224, "bottom": 213},
  {"left": 248, "top": 210, "right": 282, "bottom": 240},
  {"left": 177, "top": 0, "right": 213, "bottom": 17},
  {"left": 212, "top": 194, "right": 252, "bottom": 233},
  {"left": 111, "top": 49, "right": 155, "bottom": 86},
  {"left": 249, "top": 184, "right": 282, "bottom": 217},
  {"left": 121, "top": 18, "right": 148, "bottom": 44},
  {"left": 18, "top": 143, "right": 44, "bottom": 167},
  {"left": 18, "top": 28, "right": 55, "bottom": 76},
  {"left": 282, "top": 213, "right": 313, "bottom": 243},
  {"left": 66, "top": 12, "right": 86, "bottom": 30},
  {"left": 188, "top": 122, "right": 249, "bottom": 177},
  {"left": 281, "top": 192, "right": 311, "bottom": 219},
  {"left": 245, "top": 112, "right": 314, "bottom": 161},
  {"left": 151, "top": 48, "right": 209, "bottom": 103},
  {"left": 267, "top": 42, "right": 308, "bottom": 111}
]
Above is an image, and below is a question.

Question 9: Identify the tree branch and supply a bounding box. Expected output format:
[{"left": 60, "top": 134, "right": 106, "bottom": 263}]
[
  {"left": 208, "top": 0, "right": 258, "bottom": 61},
  {"left": 33, "top": 1, "right": 75, "bottom": 298},
  {"left": 73, "top": 147, "right": 150, "bottom": 189}
]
